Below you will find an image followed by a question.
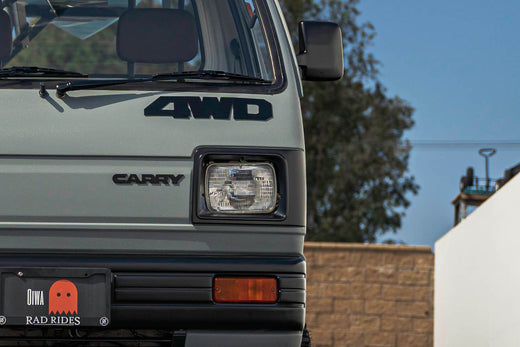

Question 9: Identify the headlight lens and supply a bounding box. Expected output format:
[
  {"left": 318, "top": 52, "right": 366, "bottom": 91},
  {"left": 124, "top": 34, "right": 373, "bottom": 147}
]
[{"left": 205, "top": 163, "right": 277, "bottom": 214}]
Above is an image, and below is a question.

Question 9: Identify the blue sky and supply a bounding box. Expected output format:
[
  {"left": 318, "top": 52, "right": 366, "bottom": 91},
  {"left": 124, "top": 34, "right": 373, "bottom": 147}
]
[{"left": 358, "top": 0, "right": 520, "bottom": 248}]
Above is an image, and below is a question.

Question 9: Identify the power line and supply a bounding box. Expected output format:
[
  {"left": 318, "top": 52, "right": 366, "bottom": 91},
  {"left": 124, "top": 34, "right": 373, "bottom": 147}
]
[{"left": 409, "top": 140, "right": 520, "bottom": 149}]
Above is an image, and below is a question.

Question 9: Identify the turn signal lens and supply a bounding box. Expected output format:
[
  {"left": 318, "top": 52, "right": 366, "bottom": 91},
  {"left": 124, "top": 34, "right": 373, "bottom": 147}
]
[{"left": 213, "top": 277, "right": 278, "bottom": 303}]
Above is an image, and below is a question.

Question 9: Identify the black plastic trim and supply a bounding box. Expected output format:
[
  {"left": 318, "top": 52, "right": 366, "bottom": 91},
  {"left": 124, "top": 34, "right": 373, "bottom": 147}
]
[
  {"left": 0, "top": 254, "right": 305, "bottom": 331},
  {"left": 111, "top": 304, "right": 305, "bottom": 330},
  {"left": 0, "top": 254, "right": 306, "bottom": 273},
  {"left": 192, "top": 147, "right": 306, "bottom": 226},
  {"left": 115, "top": 273, "right": 213, "bottom": 288},
  {"left": 278, "top": 276, "right": 306, "bottom": 290},
  {"left": 278, "top": 290, "right": 305, "bottom": 303},
  {"left": 113, "top": 272, "right": 305, "bottom": 304},
  {"left": 0, "top": 328, "right": 185, "bottom": 345},
  {"left": 0, "top": 336, "right": 179, "bottom": 345},
  {"left": 115, "top": 287, "right": 213, "bottom": 302}
]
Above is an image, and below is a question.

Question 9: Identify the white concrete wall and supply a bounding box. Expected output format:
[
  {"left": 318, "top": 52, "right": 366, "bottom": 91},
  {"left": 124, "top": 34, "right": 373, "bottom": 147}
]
[{"left": 435, "top": 173, "right": 520, "bottom": 346}]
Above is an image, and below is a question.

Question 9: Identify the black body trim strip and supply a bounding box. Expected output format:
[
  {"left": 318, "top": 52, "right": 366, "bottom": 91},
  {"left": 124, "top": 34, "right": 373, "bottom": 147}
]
[
  {"left": 279, "top": 276, "right": 306, "bottom": 289},
  {"left": 111, "top": 304, "right": 305, "bottom": 330},
  {"left": 113, "top": 272, "right": 305, "bottom": 304},
  {"left": 0, "top": 254, "right": 305, "bottom": 331},
  {"left": 115, "top": 287, "right": 213, "bottom": 302},
  {"left": 0, "top": 254, "right": 305, "bottom": 273},
  {"left": 278, "top": 290, "right": 305, "bottom": 303},
  {"left": 115, "top": 273, "right": 213, "bottom": 288}
]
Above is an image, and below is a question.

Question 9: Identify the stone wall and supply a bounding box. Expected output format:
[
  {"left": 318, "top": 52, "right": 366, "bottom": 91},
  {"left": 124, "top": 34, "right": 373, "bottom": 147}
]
[{"left": 304, "top": 242, "right": 434, "bottom": 347}]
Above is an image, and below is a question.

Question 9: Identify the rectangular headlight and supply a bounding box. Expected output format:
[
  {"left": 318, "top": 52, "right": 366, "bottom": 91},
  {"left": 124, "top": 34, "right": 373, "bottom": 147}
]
[{"left": 205, "top": 163, "right": 277, "bottom": 214}]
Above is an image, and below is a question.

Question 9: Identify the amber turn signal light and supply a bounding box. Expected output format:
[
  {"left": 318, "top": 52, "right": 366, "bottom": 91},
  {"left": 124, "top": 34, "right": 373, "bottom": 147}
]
[{"left": 213, "top": 277, "right": 278, "bottom": 303}]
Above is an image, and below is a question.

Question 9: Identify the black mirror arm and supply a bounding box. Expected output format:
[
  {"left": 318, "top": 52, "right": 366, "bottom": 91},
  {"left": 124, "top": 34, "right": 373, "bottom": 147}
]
[
  {"left": 296, "top": 21, "right": 309, "bottom": 76},
  {"left": 296, "top": 53, "right": 309, "bottom": 80}
]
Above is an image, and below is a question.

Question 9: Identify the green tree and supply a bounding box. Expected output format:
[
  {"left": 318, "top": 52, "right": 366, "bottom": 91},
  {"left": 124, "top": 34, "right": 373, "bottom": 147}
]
[{"left": 280, "top": 0, "right": 419, "bottom": 242}]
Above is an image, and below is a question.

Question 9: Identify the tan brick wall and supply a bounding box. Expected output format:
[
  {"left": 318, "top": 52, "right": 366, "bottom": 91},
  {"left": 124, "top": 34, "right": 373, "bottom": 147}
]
[{"left": 304, "top": 242, "right": 434, "bottom": 347}]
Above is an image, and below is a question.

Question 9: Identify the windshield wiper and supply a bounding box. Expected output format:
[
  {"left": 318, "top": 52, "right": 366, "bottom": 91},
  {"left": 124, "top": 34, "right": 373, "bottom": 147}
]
[
  {"left": 0, "top": 66, "right": 88, "bottom": 78},
  {"left": 55, "top": 70, "right": 271, "bottom": 98},
  {"left": 153, "top": 70, "right": 271, "bottom": 83}
]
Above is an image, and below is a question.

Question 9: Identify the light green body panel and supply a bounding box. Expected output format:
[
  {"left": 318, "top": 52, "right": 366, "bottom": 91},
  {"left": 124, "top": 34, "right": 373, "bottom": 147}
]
[
  {"left": 0, "top": 0, "right": 306, "bottom": 256},
  {"left": 0, "top": 89, "right": 304, "bottom": 156}
]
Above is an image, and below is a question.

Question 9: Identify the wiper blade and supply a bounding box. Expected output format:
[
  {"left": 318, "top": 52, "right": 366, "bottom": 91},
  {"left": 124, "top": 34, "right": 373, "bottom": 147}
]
[
  {"left": 0, "top": 66, "right": 88, "bottom": 78},
  {"left": 55, "top": 70, "right": 271, "bottom": 97},
  {"left": 153, "top": 70, "right": 271, "bottom": 83}
]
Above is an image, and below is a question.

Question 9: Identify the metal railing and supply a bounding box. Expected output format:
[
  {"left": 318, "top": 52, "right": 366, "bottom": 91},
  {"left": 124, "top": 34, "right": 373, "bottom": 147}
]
[{"left": 461, "top": 176, "right": 498, "bottom": 194}]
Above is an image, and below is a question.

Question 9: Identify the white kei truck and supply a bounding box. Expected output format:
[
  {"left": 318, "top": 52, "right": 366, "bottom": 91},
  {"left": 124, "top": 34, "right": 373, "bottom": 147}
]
[{"left": 0, "top": 0, "right": 342, "bottom": 345}]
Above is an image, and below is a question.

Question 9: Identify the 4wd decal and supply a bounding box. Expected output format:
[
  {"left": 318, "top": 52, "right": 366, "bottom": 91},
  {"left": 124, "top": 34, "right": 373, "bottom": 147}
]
[
  {"left": 112, "top": 174, "right": 185, "bottom": 186},
  {"left": 144, "top": 97, "right": 273, "bottom": 121}
]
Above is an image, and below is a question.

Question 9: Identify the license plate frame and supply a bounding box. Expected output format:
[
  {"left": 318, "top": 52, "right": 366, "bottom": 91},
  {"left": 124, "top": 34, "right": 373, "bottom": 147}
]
[{"left": 0, "top": 268, "right": 111, "bottom": 327}]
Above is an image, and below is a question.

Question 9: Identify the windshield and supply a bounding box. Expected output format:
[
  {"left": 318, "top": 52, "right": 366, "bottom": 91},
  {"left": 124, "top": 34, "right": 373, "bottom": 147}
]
[{"left": 0, "top": 0, "right": 276, "bottom": 84}]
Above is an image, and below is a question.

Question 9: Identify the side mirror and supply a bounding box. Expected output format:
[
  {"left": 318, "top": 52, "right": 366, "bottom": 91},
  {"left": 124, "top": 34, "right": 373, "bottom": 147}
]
[
  {"left": 0, "top": 11, "right": 12, "bottom": 61},
  {"left": 297, "top": 21, "right": 343, "bottom": 81}
]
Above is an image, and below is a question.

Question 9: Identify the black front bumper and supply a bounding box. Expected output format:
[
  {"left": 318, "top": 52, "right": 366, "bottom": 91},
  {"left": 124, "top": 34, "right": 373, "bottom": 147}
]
[{"left": 0, "top": 253, "right": 306, "bottom": 331}]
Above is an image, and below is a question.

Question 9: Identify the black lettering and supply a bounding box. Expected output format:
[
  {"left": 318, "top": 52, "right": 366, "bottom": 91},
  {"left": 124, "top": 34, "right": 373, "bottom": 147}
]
[
  {"left": 127, "top": 174, "right": 141, "bottom": 185},
  {"left": 188, "top": 97, "right": 233, "bottom": 119},
  {"left": 155, "top": 175, "right": 170, "bottom": 185},
  {"left": 112, "top": 174, "right": 129, "bottom": 184},
  {"left": 167, "top": 174, "right": 185, "bottom": 185},
  {"left": 169, "top": 97, "right": 191, "bottom": 118},
  {"left": 141, "top": 174, "right": 159, "bottom": 185},
  {"left": 144, "top": 96, "right": 191, "bottom": 118},
  {"left": 113, "top": 174, "right": 185, "bottom": 186},
  {"left": 144, "top": 97, "right": 174, "bottom": 117},
  {"left": 145, "top": 97, "right": 273, "bottom": 121},
  {"left": 231, "top": 98, "right": 273, "bottom": 121}
]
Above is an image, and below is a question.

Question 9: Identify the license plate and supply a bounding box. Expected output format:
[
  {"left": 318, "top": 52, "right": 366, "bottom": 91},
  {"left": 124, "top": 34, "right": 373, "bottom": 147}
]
[{"left": 0, "top": 268, "right": 111, "bottom": 327}]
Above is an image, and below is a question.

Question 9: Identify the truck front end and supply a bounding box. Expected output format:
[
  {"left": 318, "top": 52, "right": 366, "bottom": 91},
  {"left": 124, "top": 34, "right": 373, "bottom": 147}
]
[
  {"left": 0, "top": 0, "right": 308, "bottom": 345},
  {"left": 0, "top": 0, "right": 343, "bottom": 345}
]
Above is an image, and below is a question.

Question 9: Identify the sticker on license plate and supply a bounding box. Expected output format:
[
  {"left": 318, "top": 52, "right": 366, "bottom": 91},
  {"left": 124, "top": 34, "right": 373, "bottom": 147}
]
[{"left": 0, "top": 268, "right": 111, "bottom": 327}]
